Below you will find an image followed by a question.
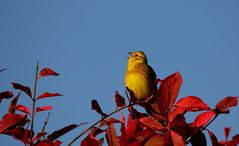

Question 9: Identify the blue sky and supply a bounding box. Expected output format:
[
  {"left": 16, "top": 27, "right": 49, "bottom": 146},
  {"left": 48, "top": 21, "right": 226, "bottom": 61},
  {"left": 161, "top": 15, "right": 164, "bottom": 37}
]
[{"left": 0, "top": 1, "right": 239, "bottom": 145}]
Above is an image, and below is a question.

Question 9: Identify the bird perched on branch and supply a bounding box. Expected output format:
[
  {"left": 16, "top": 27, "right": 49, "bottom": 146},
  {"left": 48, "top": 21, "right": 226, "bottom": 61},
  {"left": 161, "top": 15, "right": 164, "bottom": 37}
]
[{"left": 125, "top": 51, "right": 157, "bottom": 101}]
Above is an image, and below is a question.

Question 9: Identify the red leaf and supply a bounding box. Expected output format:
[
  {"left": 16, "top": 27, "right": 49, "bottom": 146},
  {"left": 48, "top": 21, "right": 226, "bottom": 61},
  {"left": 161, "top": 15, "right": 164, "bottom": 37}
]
[
  {"left": 170, "top": 130, "right": 185, "bottom": 146},
  {"left": 36, "top": 106, "right": 52, "bottom": 113},
  {"left": 175, "top": 96, "right": 211, "bottom": 112},
  {"left": 163, "top": 131, "right": 173, "bottom": 146},
  {"left": 13, "top": 105, "right": 31, "bottom": 115},
  {"left": 47, "top": 124, "right": 79, "bottom": 141},
  {"left": 207, "top": 130, "right": 219, "bottom": 146},
  {"left": 54, "top": 140, "right": 62, "bottom": 146},
  {"left": 191, "top": 131, "right": 207, "bottom": 146},
  {"left": 12, "top": 82, "right": 32, "bottom": 98},
  {"left": 145, "top": 134, "right": 164, "bottom": 146},
  {"left": 129, "top": 129, "right": 157, "bottom": 145},
  {"left": 8, "top": 92, "right": 21, "bottom": 113},
  {"left": 36, "top": 140, "right": 54, "bottom": 146},
  {"left": 169, "top": 107, "right": 186, "bottom": 122},
  {"left": 100, "top": 118, "right": 121, "bottom": 127},
  {"left": 128, "top": 106, "right": 147, "bottom": 120},
  {"left": 230, "top": 134, "right": 239, "bottom": 146},
  {"left": 32, "top": 132, "right": 47, "bottom": 142},
  {"left": 124, "top": 117, "right": 140, "bottom": 143},
  {"left": 193, "top": 111, "right": 215, "bottom": 128},
  {"left": 39, "top": 68, "right": 60, "bottom": 77},
  {"left": 5, "top": 127, "right": 30, "bottom": 144},
  {"left": 139, "top": 117, "right": 165, "bottom": 131},
  {"left": 224, "top": 127, "right": 231, "bottom": 142},
  {"left": 0, "top": 91, "right": 13, "bottom": 102},
  {"left": 23, "top": 124, "right": 30, "bottom": 144},
  {"left": 105, "top": 123, "right": 120, "bottom": 146},
  {"left": 216, "top": 96, "right": 238, "bottom": 113},
  {"left": 219, "top": 140, "right": 226, "bottom": 145},
  {"left": 157, "top": 72, "right": 182, "bottom": 117},
  {"left": 169, "top": 114, "right": 190, "bottom": 141},
  {"left": 119, "top": 114, "right": 126, "bottom": 146},
  {"left": 91, "top": 99, "right": 107, "bottom": 117},
  {"left": 81, "top": 134, "right": 99, "bottom": 146},
  {"left": 90, "top": 127, "right": 106, "bottom": 137},
  {"left": 97, "top": 138, "right": 104, "bottom": 145},
  {"left": 0, "top": 113, "right": 27, "bottom": 133},
  {"left": 99, "top": 118, "right": 121, "bottom": 144},
  {"left": 114, "top": 91, "right": 126, "bottom": 108},
  {"left": 36, "top": 140, "right": 62, "bottom": 146},
  {"left": 37, "top": 92, "right": 62, "bottom": 100}
]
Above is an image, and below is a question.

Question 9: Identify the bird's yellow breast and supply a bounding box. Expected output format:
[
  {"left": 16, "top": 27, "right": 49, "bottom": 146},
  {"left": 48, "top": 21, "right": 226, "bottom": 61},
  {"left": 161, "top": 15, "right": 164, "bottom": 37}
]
[{"left": 125, "top": 65, "right": 155, "bottom": 100}]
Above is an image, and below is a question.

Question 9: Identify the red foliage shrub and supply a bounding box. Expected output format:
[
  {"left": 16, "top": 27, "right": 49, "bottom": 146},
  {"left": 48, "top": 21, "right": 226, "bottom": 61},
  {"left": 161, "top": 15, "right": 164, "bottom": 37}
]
[{"left": 0, "top": 66, "right": 238, "bottom": 146}]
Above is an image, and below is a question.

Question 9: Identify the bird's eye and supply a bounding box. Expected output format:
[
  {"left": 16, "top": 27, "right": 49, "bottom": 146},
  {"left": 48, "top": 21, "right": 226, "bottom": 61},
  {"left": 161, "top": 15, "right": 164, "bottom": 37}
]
[{"left": 135, "top": 54, "right": 138, "bottom": 57}]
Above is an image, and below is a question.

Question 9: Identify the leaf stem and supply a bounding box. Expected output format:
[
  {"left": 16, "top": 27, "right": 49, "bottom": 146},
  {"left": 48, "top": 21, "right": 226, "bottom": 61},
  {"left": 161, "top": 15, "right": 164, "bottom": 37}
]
[
  {"left": 29, "top": 62, "right": 39, "bottom": 145},
  {"left": 67, "top": 103, "right": 133, "bottom": 146}
]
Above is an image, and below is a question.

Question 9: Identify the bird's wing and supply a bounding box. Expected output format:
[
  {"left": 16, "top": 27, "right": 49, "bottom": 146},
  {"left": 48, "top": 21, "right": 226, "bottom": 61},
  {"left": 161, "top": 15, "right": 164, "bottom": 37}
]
[{"left": 136, "top": 63, "right": 157, "bottom": 84}]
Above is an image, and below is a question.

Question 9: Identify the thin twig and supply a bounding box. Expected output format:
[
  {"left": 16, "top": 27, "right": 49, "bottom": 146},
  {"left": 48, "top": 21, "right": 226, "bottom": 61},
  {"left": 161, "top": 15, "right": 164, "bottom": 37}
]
[
  {"left": 185, "top": 114, "right": 219, "bottom": 145},
  {"left": 40, "top": 112, "right": 51, "bottom": 133},
  {"left": 29, "top": 62, "right": 39, "bottom": 145},
  {"left": 201, "top": 114, "right": 219, "bottom": 131},
  {"left": 67, "top": 103, "right": 133, "bottom": 146}
]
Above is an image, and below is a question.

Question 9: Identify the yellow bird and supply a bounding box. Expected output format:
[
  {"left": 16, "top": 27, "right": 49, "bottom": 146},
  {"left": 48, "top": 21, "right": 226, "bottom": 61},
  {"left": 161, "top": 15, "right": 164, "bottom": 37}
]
[{"left": 125, "top": 51, "right": 157, "bottom": 101}]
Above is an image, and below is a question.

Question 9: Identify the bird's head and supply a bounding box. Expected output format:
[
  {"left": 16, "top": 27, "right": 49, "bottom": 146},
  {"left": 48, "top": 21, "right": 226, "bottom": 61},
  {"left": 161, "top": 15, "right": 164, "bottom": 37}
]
[{"left": 127, "top": 51, "right": 148, "bottom": 64}]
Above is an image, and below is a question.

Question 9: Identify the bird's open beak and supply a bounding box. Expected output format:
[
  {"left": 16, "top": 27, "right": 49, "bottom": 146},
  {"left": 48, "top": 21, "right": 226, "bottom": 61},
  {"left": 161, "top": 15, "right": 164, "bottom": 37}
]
[{"left": 126, "top": 52, "right": 132, "bottom": 59}]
